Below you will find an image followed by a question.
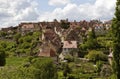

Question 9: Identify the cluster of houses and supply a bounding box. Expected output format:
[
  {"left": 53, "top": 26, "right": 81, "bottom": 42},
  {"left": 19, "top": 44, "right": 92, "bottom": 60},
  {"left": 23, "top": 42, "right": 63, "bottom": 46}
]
[{"left": 0, "top": 19, "right": 112, "bottom": 61}]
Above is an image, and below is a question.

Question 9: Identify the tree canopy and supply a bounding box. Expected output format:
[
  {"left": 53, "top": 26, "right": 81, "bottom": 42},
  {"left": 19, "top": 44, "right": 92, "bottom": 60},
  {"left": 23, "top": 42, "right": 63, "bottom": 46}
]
[{"left": 112, "top": 0, "right": 120, "bottom": 78}]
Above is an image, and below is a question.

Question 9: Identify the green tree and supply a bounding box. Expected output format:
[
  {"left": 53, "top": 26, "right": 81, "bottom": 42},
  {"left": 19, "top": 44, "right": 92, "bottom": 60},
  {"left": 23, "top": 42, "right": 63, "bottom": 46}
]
[
  {"left": 32, "top": 57, "right": 58, "bottom": 79},
  {"left": 0, "top": 31, "right": 7, "bottom": 38},
  {"left": 61, "top": 21, "right": 70, "bottom": 29},
  {"left": 1, "top": 42, "right": 7, "bottom": 48},
  {"left": 86, "top": 50, "right": 108, "bottom": 63},
  {"left": 85, "top": 29, "right": 99, "bottom": 49},
  {"left": 62, "top": 63, "right": 71, "bottom": 78},
  {"left": 0, "top": 57, "right": 58, "bottom": 79},
  {"left": 14, "top": 33, "right": 21, "bottom": 44},
  {"left": 0, "top": 49, "right": 6, "bottom": 66},
  {"left": 112, "top": 0, "right": 120, "bottom": 78}
]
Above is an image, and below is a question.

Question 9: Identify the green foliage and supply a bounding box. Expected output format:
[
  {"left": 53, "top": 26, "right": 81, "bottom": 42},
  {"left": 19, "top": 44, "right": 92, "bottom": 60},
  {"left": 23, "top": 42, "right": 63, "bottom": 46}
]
[
  {"left": 86, "top": 39, "right": 99, "bottom": 49},
  {"left": 14, "top": 33, "right": 21, "bottom": 44},
  {"left": 76, "top": 63, "right": 97, "bottom": 74},
  {"left": 62, "top": 63, "right": 71, "bottom": 78},
  {"left": 96, "top": 61, "right": 104, "bottom": 73},
  {"left": 0, "top": 49, "right": 6, "bottom": 66},
  {"left": 100, "top": 65, "right": 112, "bottom": 77},
  {"left": 24, "top": 36, "right": 32, "bottom": 42},
  {"left": 112, "top": 0, "right": 120, "bottom": 78},
  {"left": 97, "top": 36, "right": 113, "bottom": 48},
  {"left": 1, "top": 42, "right": 7, "bottom": 48},
  {"left": 1, "top": 31, "right": 42, "bottom": 56},
  {"left": 31, "top": 57, "right": 57, "bottom": 79},
  {"left": 86, "top": 29, "right": 99, "bottom": 49},
  {"left": 78, "top": 43, "right": 89, "bottom": 58},
  {"left": 20, "top": 42, "right": 31, "bottom": 49},
  {"left": 0, "top": 31, "right": 7, "bottom": 37},
  {"left": 64, "top": 55, "right": 74, "bottom": 62},
  {"left": 61, "top": 21, "right": 70, "bottom": 29},
  {"left": 86, "top": 50, "right": 108, "bottom": 63},
  {"left": 81, "top": 29, "right": 99, "bottom": 50},
  {"left": 0, "top": 57, "right": 58, "bottom": 79},
  {"left": 6, "top": 57, "right": 26, "bottom": 66},
  {"left": 109, "top": 74, "right": 117, "bottom": 79}
]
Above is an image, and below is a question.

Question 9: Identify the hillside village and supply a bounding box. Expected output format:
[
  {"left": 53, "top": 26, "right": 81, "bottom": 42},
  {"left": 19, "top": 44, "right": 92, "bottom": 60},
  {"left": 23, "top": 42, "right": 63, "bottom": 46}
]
[
  {"left": 0, "top": 19, "right": 112, "bottom": 58},
  {"left": 0, "top": 19, "right": 113, "bottom": 79},
  {"left": 1, "top": 0, "right": 120, "bottom": 78}
]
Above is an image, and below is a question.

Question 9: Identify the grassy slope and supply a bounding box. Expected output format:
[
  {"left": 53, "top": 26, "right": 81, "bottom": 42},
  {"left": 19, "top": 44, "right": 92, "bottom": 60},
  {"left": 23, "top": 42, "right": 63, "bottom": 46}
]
[{"left": 5, "top": 57, "right": 26, "bottom": 66}]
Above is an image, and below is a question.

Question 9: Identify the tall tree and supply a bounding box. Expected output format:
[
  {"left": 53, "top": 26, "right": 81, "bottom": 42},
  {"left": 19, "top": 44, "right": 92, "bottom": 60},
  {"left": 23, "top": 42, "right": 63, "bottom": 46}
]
[
  {"left": 86, "top": 28, "right": 98, "bottom": 49},
  {"left": 112, "top": 0, "right": 120, "bottom": 78}
]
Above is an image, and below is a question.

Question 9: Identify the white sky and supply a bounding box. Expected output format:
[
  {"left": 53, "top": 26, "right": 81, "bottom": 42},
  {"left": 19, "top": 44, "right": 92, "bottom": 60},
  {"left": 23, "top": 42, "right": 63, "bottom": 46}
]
[{"left": 0, "top": 0, "right": 116, "bottom": 28}]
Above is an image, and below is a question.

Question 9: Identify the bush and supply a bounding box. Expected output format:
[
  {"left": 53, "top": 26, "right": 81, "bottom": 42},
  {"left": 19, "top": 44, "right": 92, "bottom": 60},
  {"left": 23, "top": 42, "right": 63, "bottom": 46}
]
[
  {"left": 64, "top": 55, "right": 74, "bottom": 62},
  {"left": 20, "top": 42, "right": 31, "bottom": 49},
  {"left": 0, "top": 49, "right": 6, "bottom": 66},
  {"left": 24, "top": 36, "right": 32, "bottom": 43},
  {"left": 0, "top": 57, "right": 58, "bottom": 79},
  {"left": 86, "top": 50, "right": 108, "bottom": 63},
  {"left": 31, "top": 57, "right": 58, "bottom": 79},
  {"left": 96, "top": 61, "right": 104, "bottom": 73},
  {"left": 100, "top": 64, "right": 112, "bottom": 77}
]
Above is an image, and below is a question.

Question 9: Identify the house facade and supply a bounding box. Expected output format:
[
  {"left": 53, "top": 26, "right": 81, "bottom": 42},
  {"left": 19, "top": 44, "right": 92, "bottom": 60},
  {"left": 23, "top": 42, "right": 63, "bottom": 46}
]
[
  {"left": 18, "top": 23, "right": 41, "bottom": 35},
  {"left": 62, "top": 41, "right": 77, "bottom": 53}
]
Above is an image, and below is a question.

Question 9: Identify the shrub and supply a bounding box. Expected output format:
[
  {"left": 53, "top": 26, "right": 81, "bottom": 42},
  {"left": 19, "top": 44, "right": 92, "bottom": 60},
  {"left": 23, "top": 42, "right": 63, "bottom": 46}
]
[
  {"left": 64, "top": 55, "right": 74, "bottom": 62},
  {"left": 24, "top": 36, "right": 32, "bottom": 43},
  {"left": 96, "top": 61, "right": 104, "bottom": 73},
  {"left": 0, "top": 49, "right": 6, "bottom": 66},
  {"left": 86, "top": 50, "right": 108, "bottom": 63}
]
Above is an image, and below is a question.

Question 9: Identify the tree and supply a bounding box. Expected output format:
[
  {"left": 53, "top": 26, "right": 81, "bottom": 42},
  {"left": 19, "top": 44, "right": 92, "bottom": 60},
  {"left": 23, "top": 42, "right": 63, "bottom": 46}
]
[
  {"left": 14, "top": 33, "right": 21, "bottom": 44},
  {"left": 0, "top": 31, "right": 7, "bottom": 38},
  {"left": 85, "top": 29, "right": 99, "bottom": 49},
  {"left": 32, "top": 57, "right": 58, "bottom": 79},
  {"left": 0, "top": 49, "right": 6, "bottom": 66},
  {"left": 61, "top": 21, "right": 70, "bottom": 29},
  {"left": 86, "top": 50, "right": 108, "bottom": 63},
  {"left": 62, "top": 63, "right": 71, "bottom": 78},
  {"left": 112, "top": 0, "right": 120, "bottom": 78},
  {"left": 0, "top": 57, "right": 58, "bottom": 79}
]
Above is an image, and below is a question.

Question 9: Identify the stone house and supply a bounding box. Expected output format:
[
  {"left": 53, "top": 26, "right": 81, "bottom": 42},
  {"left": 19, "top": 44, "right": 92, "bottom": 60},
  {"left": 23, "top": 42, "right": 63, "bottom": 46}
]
[
  {"left": 1, "top": 26, "right": 18, "bottom": 39},
  {"left": 59, "top": 41, "right": 78, "bottom": 60},
  {"left": 62, "top": 41, "right": 77, "bottom": 53},
  {"left": 1, "top": 26, "right": 17, "bottom": 33},
  {"left": 38, "top": 42, "right": 58, "bottom": 63},
  {"left": 94, "top": 23, "right": 108, "bottom": 35},
  {"left": 41, "top": 27, "right": 62, "bottom": 53},
  {"left": 18, "top": 22, "right": 41, "bottom": 35},
  {"left": 38, "top": 42, "right": 56, "bottom": 57}
]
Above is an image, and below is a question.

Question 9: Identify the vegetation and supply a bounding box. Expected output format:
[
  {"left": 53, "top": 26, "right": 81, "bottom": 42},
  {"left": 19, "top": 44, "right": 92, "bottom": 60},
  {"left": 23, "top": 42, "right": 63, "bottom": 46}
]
[
  {"left": 112, "top": 0, "right": 120, "bottom": 78},
  {"left": 0, "top": 49, "right": 6, "bottom": 66},
  {"left": 0, "top": 31, "right": 41, "bottom": 57},
  {"left": 0, "top": 57, "right": 57, "bottom": 79},
  {"left": 61, "top": 20, "right": 70, "bottom": 29},
  {"left": 0, "top": 18, "right": 114, "bottom": 78},
  {"left": 86, "top": 50, "right": 108, "bottom": 63}
]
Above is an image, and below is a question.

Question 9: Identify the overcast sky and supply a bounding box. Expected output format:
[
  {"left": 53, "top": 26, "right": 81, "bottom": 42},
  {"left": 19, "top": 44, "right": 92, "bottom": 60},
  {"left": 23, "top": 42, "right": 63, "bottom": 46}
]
[{"left": 0, "top": 0, "right": 116, "bottom": 28}]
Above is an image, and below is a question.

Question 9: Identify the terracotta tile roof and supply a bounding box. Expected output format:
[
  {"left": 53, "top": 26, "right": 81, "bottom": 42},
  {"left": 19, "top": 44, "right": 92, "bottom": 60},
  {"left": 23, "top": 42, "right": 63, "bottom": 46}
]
[{"left": 63, "top": 41, "right": 77, "bottom": 48}]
